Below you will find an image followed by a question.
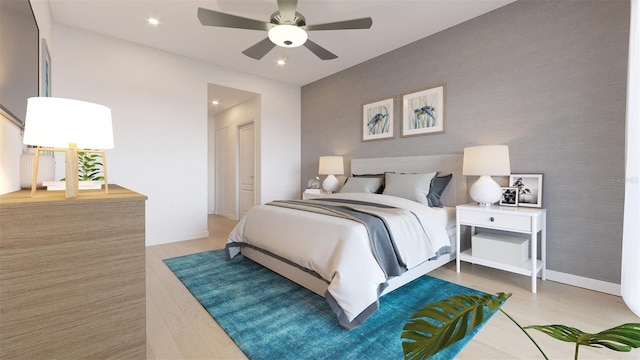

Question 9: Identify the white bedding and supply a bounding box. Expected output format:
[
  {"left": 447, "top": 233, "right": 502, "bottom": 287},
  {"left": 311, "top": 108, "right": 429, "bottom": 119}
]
[{"left": 227, "top": 192, "right": 452, "bottom": 329}]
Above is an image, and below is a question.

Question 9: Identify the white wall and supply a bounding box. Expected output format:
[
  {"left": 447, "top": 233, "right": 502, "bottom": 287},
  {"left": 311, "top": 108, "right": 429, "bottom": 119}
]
[
  {"left": 0, "top": 118, "right": 23, "bottom": 194},
  {"left": 48, "top": 24, "right": 300, "bottom": 246}
]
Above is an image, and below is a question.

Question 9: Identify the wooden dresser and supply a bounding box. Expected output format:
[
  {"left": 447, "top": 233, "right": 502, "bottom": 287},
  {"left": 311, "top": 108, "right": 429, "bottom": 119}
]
[{"left": 0, "top": 185, "right": 146, "bottom": 359}]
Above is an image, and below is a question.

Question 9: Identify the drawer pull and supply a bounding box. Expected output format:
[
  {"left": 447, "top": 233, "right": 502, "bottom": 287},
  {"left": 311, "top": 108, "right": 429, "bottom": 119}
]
[{"left": 490, "top": 217, "right": 495, "bottom": 222}]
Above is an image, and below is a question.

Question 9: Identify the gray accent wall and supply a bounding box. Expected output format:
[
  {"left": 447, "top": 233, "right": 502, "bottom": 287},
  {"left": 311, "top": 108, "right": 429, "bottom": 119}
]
[{"left": 301, "top": 0, "right": 630, "bottom": 284}]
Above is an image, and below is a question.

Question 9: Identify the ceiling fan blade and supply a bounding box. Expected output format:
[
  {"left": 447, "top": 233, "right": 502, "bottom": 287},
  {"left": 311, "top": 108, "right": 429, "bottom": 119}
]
[
  {"left": 197, "top": 7, "right": 272, "bottom": 31},
  {"left": 302, "top": 17, "right": 373, "bottom": 31},
  {"left": 304, "top": 39, "right": 338, "bottom": 60},
  {"left": 277, "top": 0, "right": 298, "bottom": 23},
  {"left": 242, "top": 38, "right": 277, "bottom": 60}
]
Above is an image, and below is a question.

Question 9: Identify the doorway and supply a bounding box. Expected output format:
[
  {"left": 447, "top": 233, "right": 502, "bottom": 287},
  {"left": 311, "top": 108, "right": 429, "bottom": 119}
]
[{"left": 208, "top": 83, "right": 259, "bottom": 220}]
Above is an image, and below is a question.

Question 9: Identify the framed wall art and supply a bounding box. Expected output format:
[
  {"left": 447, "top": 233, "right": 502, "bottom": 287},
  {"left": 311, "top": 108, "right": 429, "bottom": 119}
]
[
  {"left": 362, "top": 97, "right": 394, "bottom": 141},
  {"left": 499, "top": 187, "right": 519, "bottom": 207},
  {"left": 401, "top": 84, "right": 445, "bottom": 137},
  {"left": 509, "top": 174, "right": 543, "bottom": 208},
  {"left": 42, "top": 39, "right": 51, "bottom": 97}
]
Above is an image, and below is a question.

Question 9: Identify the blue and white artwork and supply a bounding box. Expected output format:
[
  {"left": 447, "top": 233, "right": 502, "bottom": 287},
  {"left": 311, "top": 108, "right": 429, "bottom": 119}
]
[
  {"left": 362, "top": 98, "right": 394, "bottom": 141},
  {"left": 402, "top": 85, "right": 445, "bottom": 137}
]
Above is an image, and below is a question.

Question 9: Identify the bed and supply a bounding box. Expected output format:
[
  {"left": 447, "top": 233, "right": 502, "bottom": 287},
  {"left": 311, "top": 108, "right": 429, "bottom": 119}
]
[{"left": 226, "top": 154, "right": 467, "bottom": 330}]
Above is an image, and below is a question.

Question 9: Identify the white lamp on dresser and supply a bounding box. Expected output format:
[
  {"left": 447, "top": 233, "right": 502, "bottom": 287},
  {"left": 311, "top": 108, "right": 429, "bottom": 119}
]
[
  {"left": 22, "top": 97, "right": 114, "bottom": 198},
  {"left": 318, "top": 156, "right": 344, "bottom": 193},
  {"left": 462, "top": 145, "right": 511, "bottom": 206}
]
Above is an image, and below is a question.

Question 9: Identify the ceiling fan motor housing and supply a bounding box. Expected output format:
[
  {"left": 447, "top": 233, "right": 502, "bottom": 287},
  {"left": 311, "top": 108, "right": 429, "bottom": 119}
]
[
  {"left": 268, "top": 11, "right": 308, "bottom": 47},
  {"left": 270, "top": 11, "right": 306, "bottom": 27}
]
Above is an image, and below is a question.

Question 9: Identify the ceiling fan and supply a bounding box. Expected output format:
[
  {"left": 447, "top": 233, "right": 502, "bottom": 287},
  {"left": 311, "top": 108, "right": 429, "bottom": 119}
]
[{"left": 197, "top": 0, "right": 373, "bottom": 60}]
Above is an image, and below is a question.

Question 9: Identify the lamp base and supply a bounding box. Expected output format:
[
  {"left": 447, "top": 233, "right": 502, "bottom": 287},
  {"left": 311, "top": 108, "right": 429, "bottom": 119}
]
[
  {"left": 29, "top": 147, "right": 109, "bottom": 198},
  {"left": 65, "top": 145, "right": 79, "bottom": 198},
  {"left": 322, "top": 174, "right": 339, "bottom": 193},
  {"left": 469, "top": 175, "right": 501, "bottom": 206}
]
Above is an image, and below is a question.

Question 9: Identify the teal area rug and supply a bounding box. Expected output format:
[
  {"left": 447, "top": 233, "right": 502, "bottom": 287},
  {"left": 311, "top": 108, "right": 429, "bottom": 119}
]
[{"left": 164, "top": 249, "right": 495, "bottom": 359}]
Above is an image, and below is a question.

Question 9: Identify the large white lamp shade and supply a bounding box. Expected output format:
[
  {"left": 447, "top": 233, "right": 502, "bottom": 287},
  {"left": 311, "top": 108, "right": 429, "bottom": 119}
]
[
  {"left": 462, "top": 145, "right": 511, "bottom": 206},
  {"left": 23, "top": 97, "right": 114, "bottom": 198},
  {"left": 23, "top": 97, "right": 114, "bottom": 149},
  {"left": 318, "top": 156, "right": 344, "bottom": 193}
]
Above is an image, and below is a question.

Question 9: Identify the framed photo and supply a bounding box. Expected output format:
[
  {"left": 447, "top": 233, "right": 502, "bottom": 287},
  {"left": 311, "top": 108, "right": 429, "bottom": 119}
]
[
  {"left": 401, "top": 84, "right": 445, "bottom": 137},
  {"left": 41, "top": 39, "right": 51, "bottom": 97},
  {"left": 509, "top": 174, "right": 543, "bottom": 208},
  {"left": 499, "top": 187, "right": 519, "bottom": 207},
  {"left": 362, "top": 97, "right": 394, "bottom": 141}
]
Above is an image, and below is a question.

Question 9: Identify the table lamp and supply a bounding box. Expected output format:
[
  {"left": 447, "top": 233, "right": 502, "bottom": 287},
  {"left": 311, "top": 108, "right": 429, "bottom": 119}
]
[
  {"left": 462, "top": 145, "right": 511, "bottom": 206},
  {"left": 22, "top": 97, "right": 114, "bottom": 198},
  {"left": 318, "top": 156, "right": 344, "bottom": 193}
]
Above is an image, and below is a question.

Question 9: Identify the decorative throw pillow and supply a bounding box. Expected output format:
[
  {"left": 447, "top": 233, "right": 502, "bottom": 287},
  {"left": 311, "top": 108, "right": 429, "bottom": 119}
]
[
  {"left": 382, "top": 172, "right": 437, "bottom": 205},
  {"left": 427, "top": 173, "right": 452, "bottom": 207},
  {"left": 352, "top": 173, "right": 385, "bottom": 193},
  {"left": 340, "top": 177, "right": 384, "bottom": 194}
]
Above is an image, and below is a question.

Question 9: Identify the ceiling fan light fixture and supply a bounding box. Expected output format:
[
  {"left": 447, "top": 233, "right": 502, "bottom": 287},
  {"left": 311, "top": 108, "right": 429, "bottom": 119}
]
[{"left": 268, "top": 25, "right": 307, "bottom": 48}]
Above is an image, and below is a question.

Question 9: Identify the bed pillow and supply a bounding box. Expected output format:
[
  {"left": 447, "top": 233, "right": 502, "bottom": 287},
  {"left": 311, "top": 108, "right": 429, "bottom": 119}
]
[
  {"left": 352, "top": 173, "right": 385, "bottom": 193},
  {"left": 426, "top": 173, "right": 452, "bottom": 207},
  {"left": 340, "top": 177, "right": 384, "bottom": 194},
  {"left": 382, "top": 171, "right": 437, "bottom": 205}
]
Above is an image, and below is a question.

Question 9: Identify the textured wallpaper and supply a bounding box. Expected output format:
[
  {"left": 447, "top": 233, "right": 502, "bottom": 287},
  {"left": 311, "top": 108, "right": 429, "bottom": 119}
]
[{"left": 301, "top": 0, "right": 630, "bottom": 284}]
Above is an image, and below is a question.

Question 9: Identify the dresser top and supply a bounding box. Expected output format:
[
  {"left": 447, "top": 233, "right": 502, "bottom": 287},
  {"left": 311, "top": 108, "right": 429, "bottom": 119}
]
[
  {"left": 0, "top": 185, "right": 147, "bottom": 204},
  {"left": 457, "top": 203, "right": 546, "bottom": 215}
]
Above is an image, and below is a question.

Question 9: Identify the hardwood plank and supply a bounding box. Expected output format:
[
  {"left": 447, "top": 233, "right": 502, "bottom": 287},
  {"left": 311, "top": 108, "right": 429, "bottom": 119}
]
[{"left": 147, "top": 215, "right": 640, "bottom": 359}]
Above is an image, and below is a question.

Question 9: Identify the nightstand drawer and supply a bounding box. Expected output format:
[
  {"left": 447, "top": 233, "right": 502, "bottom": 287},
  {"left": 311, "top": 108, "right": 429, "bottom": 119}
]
[{"left": 460, "top": 211, "right": 531, "bottom": 232}]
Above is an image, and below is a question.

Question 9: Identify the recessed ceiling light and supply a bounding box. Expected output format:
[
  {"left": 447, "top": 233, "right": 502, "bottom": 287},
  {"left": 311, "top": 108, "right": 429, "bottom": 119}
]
[
  {"left": 276, "top": 54, "right": 288, "bottom": 66},
  {"left": 147, "top": 18, "right": 159, "bottom": 26},
  {"left": 211, "top": 100, "right": 219, "bottom": 105}
]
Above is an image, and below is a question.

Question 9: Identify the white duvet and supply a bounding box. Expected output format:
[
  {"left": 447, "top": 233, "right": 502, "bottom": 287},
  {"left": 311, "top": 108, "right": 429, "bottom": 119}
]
[{"left": 226, "top": 193, "right": 451, "bottom": 329}]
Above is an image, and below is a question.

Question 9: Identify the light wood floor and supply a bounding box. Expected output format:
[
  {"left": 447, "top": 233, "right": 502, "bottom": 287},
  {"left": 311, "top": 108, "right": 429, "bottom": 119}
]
[{"left": 147, "top": 215, "right": 639, "bottom": 359}]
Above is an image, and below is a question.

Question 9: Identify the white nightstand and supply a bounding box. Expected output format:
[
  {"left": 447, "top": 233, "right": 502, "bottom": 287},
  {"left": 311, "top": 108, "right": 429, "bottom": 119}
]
[
  {"left": 456, "top": 204, "right": 547, "bottom": 293},
  {"left": 302, "top": 189, "right": 332, "bottom": 200}
]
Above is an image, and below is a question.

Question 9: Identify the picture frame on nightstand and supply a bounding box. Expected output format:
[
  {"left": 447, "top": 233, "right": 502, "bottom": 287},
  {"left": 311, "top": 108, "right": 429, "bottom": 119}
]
[
  {"left": 509, "top": 174, "right": 543, "bottom": 208},
  {"left": 499, "top": 187, "right": 518, "bottom": 206}
]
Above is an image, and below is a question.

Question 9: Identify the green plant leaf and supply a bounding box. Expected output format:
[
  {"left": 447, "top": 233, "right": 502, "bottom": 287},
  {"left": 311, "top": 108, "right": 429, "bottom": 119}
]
[
  {"left": 525, "top": 323, "right": 640, "bottom": 352},
  {"left": 401, "top": 292, "right": 510, "bottom": 360}
]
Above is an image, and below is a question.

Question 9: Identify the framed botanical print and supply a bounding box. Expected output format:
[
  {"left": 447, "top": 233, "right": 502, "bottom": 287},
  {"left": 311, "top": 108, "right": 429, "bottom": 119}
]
[
  {"left": 500, "top": 187, "right": 519, "bottom": 207},
  {"left": 401, "top": 84, "right": 445, "bottom": 137},
  {"left": 362, "top": 97, "right": 394, "bottom": 141},
  {"left": 509, "top": 174, "right": 543, "bottom": 208}
]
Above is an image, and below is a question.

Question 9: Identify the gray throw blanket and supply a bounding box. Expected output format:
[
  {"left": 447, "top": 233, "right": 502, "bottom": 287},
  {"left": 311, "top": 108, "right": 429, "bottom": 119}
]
[{"left": 267, "top": 198, "right": 415, "bottom": 279}]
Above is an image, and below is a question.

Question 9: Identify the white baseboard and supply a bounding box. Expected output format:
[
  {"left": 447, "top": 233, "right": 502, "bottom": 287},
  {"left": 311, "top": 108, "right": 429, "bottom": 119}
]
[
  {"left": 146, "top": 230, "right": 210, "bottom": 247},
  {"left": 546, "top": 270, "right": 621, "bottom": 296}
]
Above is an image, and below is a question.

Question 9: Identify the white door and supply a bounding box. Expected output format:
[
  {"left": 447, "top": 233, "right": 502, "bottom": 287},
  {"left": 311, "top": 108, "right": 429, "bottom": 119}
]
[
  {"left": 215, "top": 127, "right": 234, "bottom": 219},
  {"left": 239, "top": 123, "right": 255, "bottom": 217}
]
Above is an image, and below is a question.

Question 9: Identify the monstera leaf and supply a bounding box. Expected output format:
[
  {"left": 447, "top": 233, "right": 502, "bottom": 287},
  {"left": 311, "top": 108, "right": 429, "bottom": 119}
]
[
  {"left": 525, "top": 323, "right": 640, "bottom": 355},
  {"left": 401, "top": 291, "right": 640, "bottom": 360},
  {"left": 401, "top": 292, "right": 510, "bottom": 360}
]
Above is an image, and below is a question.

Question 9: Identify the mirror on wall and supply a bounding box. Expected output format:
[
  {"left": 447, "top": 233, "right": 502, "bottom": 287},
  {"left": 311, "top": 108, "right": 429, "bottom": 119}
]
[{"left": 0, "top": 0, "right": 40, "bottom": 129}]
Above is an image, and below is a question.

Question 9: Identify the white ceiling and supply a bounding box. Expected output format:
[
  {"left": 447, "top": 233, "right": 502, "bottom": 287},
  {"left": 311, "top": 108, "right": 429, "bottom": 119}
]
[{"left": 48, "top": 0, "right": 515, "bottom": 113}]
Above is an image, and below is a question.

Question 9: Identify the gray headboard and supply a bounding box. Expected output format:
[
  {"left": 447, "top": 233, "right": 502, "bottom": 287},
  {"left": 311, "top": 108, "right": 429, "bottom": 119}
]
[{"left": 350, "top": 153, "right": 467, "bottom": 207}]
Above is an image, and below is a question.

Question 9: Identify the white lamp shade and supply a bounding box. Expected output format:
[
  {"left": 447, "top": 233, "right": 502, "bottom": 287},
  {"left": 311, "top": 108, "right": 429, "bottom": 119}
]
[
  {"left": 268, "top": 25, "right": 308, "bottom": 48},
  {"left": 462, "top": 145, "right": 511, "bottom": 176},
  {"left": 23, "top": 97, "right": 114, "bottom": 149},
  {"left": 318, "top": 156, "right": 344, "bottom": 175}
]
